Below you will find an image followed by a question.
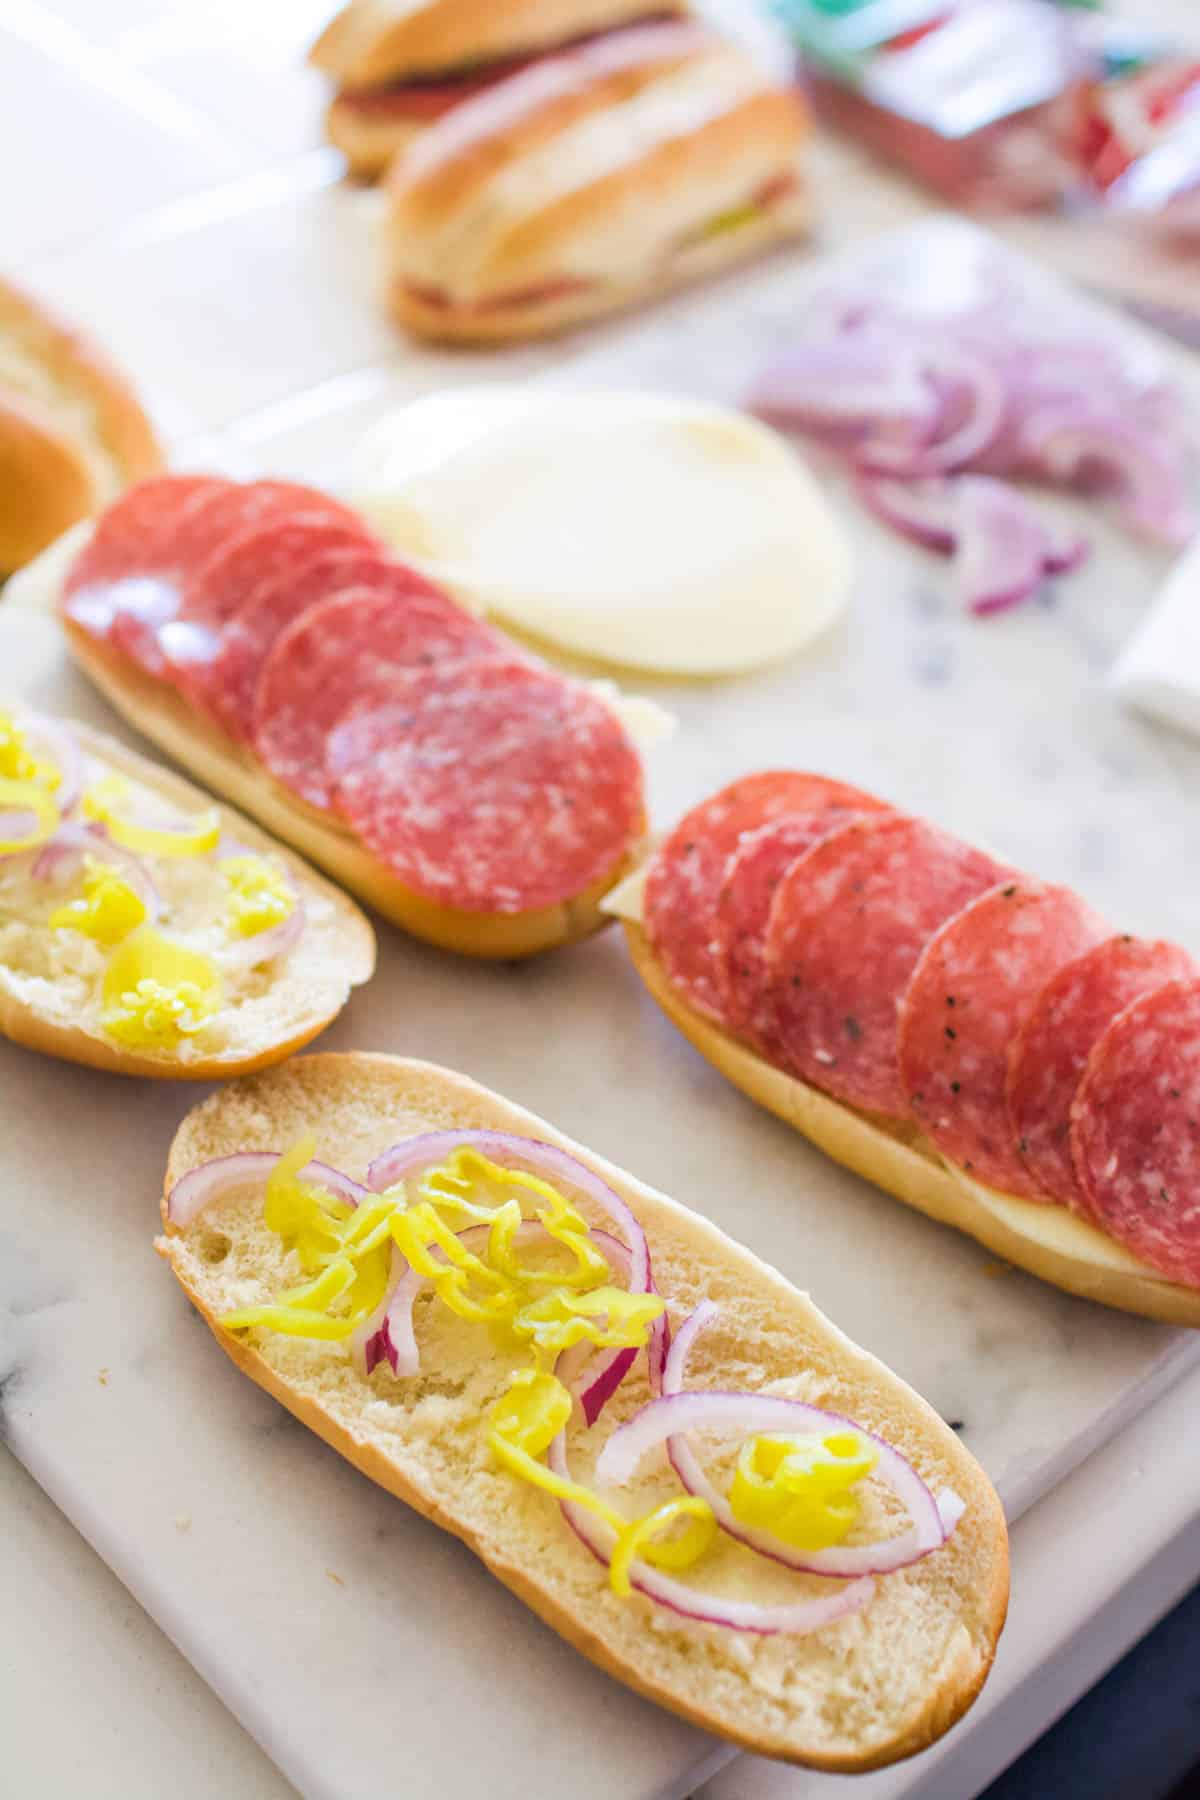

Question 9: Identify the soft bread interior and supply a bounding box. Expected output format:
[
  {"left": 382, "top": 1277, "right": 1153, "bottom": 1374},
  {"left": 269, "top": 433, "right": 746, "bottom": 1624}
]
[
  {"left": 0, "top": 722, "right": 375, "bottom": 1079},
  {"left": 614, "top": 902, "right": 1200, "bottom": 1328},
  {"left": 160, "top": 1052, "right": 1008, "bottom": 1771}
]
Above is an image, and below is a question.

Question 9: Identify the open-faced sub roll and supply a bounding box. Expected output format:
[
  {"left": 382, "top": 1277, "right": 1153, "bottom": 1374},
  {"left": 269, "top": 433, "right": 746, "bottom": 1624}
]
[
  {"left": 0, "top": 705, "right": 374, "bottom": 1077},
  {"left": 311, "top": 0, "right": 690, "bottom": 180},
  {"left": 385, "top": 23, "right": 811, "bottom": 343},
  {"left": 159, "top": 1052, "right": 1008, "bottom": 1771},
  {"left": 612, "top": 771, "right": 1200, "bottom": 1326}
]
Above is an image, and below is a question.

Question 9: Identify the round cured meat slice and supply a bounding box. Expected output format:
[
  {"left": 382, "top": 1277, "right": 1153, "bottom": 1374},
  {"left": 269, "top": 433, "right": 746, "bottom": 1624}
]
[
  {"left": 643, "top": 773, "right": 884, "bottom": 1025},
  {"left": 162, "top": 513, "right": 377, "bottom": 678},
  {"left": 767, "top": 815, "right": 1006, "bottom": 1120},
  {"left": 898, "top": 880, "right": 1109, "bottom": 1196},
  {"left": 714, "top": 809, "right": 872, "bottom": 1053},
  {"left": 253, "top": 583, "right": 502, "bottom": 810},
  {"left": 1007, "top": 935, "right": 1197, "bottom": 1209},
  {"left": 186, "top": 545, "right": 406, "bottom": 741},
  {"left": 1069, "top": 979, "right": 1200, "bottom": 1284},
  {"left": 328, "top": 660, "right": 644, "bottom": 915},
  {"left": 60, "top": 475, "right": 232, "bottom": 641}
]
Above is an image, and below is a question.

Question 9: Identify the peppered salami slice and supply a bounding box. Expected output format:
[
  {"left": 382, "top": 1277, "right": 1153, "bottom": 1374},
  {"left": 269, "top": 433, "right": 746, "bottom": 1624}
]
[
  {"left": 60, "top": 475, "right": 233, "bottom": 641},
  {"left": 644, "top": 773, "right": 883, "bottom": 1025},
  {"left": 767, "top": 815, "right": 1006, "bottom": 1119},
  {"left": 1069, "top": 979, "right": 1200, "bottom": 1283},
  {"left": 898, "top": 880, "right": 1109, "bottom": 1195},
  {"left": 186, "top": 544, "right": 409, "bottom": 740},
  {"left": 163, "top": 513, "right": 378, "bottom": 689},
  {"left": 328, "top": 660, "right": 644, "bottom": 914},
  {"left": 714, "top": 809, "right": 875, "bottom": 1052},
  {"left": 254, "top": 583, "right": 502, "bottom": 810},
  {"left": 1008, "top": 936, "right": 1197, "bottom": 1209}
]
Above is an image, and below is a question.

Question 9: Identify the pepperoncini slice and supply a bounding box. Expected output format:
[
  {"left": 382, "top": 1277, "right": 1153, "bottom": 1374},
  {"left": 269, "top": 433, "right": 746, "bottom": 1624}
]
[
  {"left": 50, "top": 856, "right": 147, "bottom": 947},
  {"left": 100, "top": 926, "right": 222, "bottom": 1047},
  {"left": 0, "top": 776, "right": 59, "bottom": 854},
  {"left": 84, "top": 774, "right": 220, "bottom": 859},
  {"left": 729, "top": 1431, "right": 877, "bottom": 1552},
  {"left": 0, "top": 710, "right": 59, "bottom": 790},
  {"left": 608, "top": 1498, "right": 717, "bottom": 1598},
  {"left": 390, "top": 1202, "right": 518, "bottom": 1323},
  {"left": 512, "top": 1285, "right": 664, "bottom": 1355},
  {"left": 222, "top": 854, "right": 294, "bottom": 939}
]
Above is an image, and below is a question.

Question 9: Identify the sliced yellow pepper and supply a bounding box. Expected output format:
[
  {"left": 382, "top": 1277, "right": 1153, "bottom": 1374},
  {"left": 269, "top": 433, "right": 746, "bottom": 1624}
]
[
  {"left": 729, "top": 1431, "right": 877, "bottom": 1552},
  {"left": 100, "top": 926, "right": 222, "bottom": 1048},
  {"left": 222, "top": 854, "right": 295, "bottom": 939},
  {"left": 0, "top": 711, "right": 56, "bottom": 788},
  {"left": 511, "top": 1285, "right": 664, "bottom": 1355},
  {"left": 0, "top": 776, "right": 59, "bottom": 855},
  {"left": 83, "top": 775, "right": 220, "bottom": 859},
  {"left": 50, "top": 857, "right": 147, "bottom": 947},
  {"left": 608, "top": 1498, "right": 717, "bottom": 1598}
]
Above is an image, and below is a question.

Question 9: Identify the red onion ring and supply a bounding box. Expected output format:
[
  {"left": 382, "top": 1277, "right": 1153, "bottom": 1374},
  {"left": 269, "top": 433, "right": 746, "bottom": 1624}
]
[
  {"left": 545, "top": 1397, "right": 875, "bottom": 1635},
  {"left": 857, "top": 347, "right": 1008, "bottom": 478},
  {"left": 594, "top": 1302, "right": 962, "bottom": 1581},
  {"left": 367, "top": 1132, "right": 652, "bottom": 1423},
  {"left": 167, "top": 1151, "right": 367, "bottom": 1228},
  {"left": 17, "top": 710, "right": 84, "bottom": 816},
  {"left": 1018, "top": 411, "right": 1197, "bottom": 546},
  {"left": 31, "top": 821, "right": 163, "bottom": 921}
]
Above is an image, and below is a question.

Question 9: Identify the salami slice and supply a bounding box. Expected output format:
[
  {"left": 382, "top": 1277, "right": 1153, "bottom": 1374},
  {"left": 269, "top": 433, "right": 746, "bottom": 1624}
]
[
  {"left": 714, "top": 809, "right": 874, "bottom": 1052},
  {"left": 162, "top": 514, "right": 377, "bottom": 678},
  {"left": 184, "top": 544, "right": 404, "bottom": 740},
  {"left": 1008, "top": 936, "right": 1197, "bottom": 1209},
  {"left": 61, "top": 475, "right": 232, "bottom": 640},
  {"left": 898, "top": 880, "right": 1109, "bottom": 1196},
  {"left": 767, "top": 815, "right": 1006, "bottom": 1119},
  {"left": 328, "top": 660, "right": 644, "bottom": 914},
  {"left": 254, "top": 583, "right": 502, "bottom": 810},
  {"left": 1069, "top": 978, "right": 1200, "bottom": 1284},
  {"left": 643, "top": 773, "right": 883, "bottom": 1025}
]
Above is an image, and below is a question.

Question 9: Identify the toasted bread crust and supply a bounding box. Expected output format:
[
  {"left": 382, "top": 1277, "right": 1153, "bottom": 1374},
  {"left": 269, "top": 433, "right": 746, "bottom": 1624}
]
[
  {"left": 626, "top": 922, "right": 1200, "bottom": 1326},
  {"left": 61, "top": 622, "right": 643, "bottom": 959},
  {"left": 0, "top": 724, "right": 375, "bottom": 1078},
  {"left": 0, "top": 278, "right": 162, "bottom": 574},
  {"left": 160, "top": 1052, "right": 1009, "bottom": 1770},
  {"left": 325, "top": 92, "right": 426, "bottom": 177},
  {"left": 310, "top": 0, "right": 688, "bottom": 87}
]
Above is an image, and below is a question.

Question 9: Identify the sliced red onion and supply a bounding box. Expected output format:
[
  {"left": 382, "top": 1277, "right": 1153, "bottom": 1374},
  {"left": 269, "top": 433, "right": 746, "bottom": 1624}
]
[
  {"left": 598, "top": 1301, "right": 962, "bottom": 1581},
  {"left": 545, "top": 1409, "right": 875, "bottom": 1636},
  {"left": 31, "top": 821, "right": 162, "bottom": 921},
  {"left": 746, "top": 340, "right": 935, "bottom": 440},
  {"left": 351, "top": 1243, "right": 418, "bottom": 1379},
  {"left": 857, "top": 349, "right": 1008, "bottom": 477},
  {"left": 952, "top": 477, "right": 1083, "bottom": 618},
  {"left": 367, "top": 1131, "right": 651, "bottom": 1423},
  {"left": 216, "top": 847, "right": 307, "bottom": 968},
  {"left": 856, "top": 472, "right": 958, "bottom": 552},
  {"left": 1019, "top": 410, "right": 1197, "bottom": 546},
  {"left": 167, "top": 1151, "right": 366, "bottom": 1228}
]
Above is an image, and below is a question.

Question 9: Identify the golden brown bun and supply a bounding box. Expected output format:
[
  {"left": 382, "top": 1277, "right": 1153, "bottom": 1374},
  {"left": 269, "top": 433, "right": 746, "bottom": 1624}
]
[
  {"left": 160, "top": 1052, "right": 1009, "bottom": 1770},
  {"left": 0, "top": 278, "right": 163, "bottom": 576},
  {"left": 0, "top": 723, "right": 375, "bottom": 1079},
  {"left": 385, "top": 29, "right": 811, "bottom": 342},
  {"left": 310, "top": 0, "right": 689, "bottom": 87},
  {"left": 325, "top": 91, "right": 426, "bottom": 178},
  {"left": 625, "top": 922, "right": 1200, "bottom": 1328},
  {"left": 58, "top": 618, "right": 643, "bottom": 961}
]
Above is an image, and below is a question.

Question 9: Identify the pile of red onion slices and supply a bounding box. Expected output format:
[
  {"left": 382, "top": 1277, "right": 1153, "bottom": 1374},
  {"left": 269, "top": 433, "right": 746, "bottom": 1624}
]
[
  {"left": 170, "top": 1131, "right": 967, "bottom": 1636},
  {"left": 747, "top": 273, "right": 1197, "bottom": 616}
]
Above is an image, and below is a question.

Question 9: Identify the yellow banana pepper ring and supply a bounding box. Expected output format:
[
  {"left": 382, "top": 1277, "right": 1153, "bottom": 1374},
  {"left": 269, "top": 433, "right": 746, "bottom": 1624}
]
[
  {"left": 100, "top": 926, "right": 222, "bottom": 1048},
  {"left": 0, "top": 711, "right": 57, "bottom": 789},
  {"left": 50, "top": 858, "right": 147, "bottom": 947},
  {"left": 84, "top": 775, "right": 220, "bottom": 859},
  {"left": 729, "top": 1431, "right": 877, "bottom": 1552},
  {"left": 609, "top": 1498, "right": 717, "bottom": 1598},
  {"left": 222, "top": 854, "right": 295, "bottom": 938},
  {"left": 0, "top": 777, "right": 59, "bottom": 855},
  {"left": 512, "top": 1285, "right": 664, "bottom": 1355}
]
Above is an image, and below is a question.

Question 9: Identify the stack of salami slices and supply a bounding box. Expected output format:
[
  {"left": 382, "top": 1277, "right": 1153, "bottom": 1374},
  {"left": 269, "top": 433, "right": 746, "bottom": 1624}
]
[
  {"left": 59, "top": 475, "right": 645, "bottom": 922},
  {"left": 643, "top": 771, "right": 1200, "bottom": 1287}
]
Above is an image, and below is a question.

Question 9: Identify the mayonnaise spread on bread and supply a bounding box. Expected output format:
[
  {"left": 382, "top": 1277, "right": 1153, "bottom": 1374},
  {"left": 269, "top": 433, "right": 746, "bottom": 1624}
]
[{"left": 351, "top": 385, "right": 852, "bottom": 674}]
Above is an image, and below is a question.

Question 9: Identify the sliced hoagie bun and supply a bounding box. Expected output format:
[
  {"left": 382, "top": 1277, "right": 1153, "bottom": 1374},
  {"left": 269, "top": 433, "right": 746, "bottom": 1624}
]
[
  {"left": 0, "top": 720, "right": 375, "bottom": 1079},
  {"left": 620, "top": 910, "right": 1200, "bottom": 1329},
  {"left": 158, "top": 1052, "right": 1008, "bottom": 1771},
  {"left": 19, "top": 526, "right": 650, "bottom": 961}
]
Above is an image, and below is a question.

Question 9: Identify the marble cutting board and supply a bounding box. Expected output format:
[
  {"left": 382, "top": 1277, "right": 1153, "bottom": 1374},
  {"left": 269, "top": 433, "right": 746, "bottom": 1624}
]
[{"left": 5, "top": 218, "right": 1200, "bottom": 1800}]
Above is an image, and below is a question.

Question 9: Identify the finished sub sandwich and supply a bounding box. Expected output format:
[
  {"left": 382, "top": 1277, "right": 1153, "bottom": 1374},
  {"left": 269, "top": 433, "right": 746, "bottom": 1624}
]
[
  {"left": 160, "top": 1053, "right": 1008, "bottom": 1771},
  {"left": 311, "top": 0, "right": 690, "bottom": 180},
  {"left": 612, "top": 771, "right": 1200, "bottom": 1326},
  {"left": 0, "top": 277, "right": 162, "bottom": 577},
  {"left": 385, "top": 22, "right": 812, "bottom": 343}
]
